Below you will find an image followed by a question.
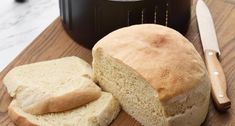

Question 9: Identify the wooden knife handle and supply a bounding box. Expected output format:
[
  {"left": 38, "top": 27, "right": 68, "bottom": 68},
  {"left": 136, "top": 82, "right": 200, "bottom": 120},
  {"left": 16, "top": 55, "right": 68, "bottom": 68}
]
[{"left": 205, "top": 49, "right": 231, "bottom": 111}]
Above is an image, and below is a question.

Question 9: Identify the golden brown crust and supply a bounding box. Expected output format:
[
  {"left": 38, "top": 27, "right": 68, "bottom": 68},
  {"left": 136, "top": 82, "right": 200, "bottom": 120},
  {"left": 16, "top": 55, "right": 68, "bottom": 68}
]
[
  {"left": 93, "top": 24, "right": 207, "bottom": 102},
  {"left": 8, "top": 104, "right": 38, "bottom": 126},
  {"left": 25, "top": 85, "right": 101, "bottom": 115},
  {"left": 8, "top": 92, "right": 120, "bottom": 126}
]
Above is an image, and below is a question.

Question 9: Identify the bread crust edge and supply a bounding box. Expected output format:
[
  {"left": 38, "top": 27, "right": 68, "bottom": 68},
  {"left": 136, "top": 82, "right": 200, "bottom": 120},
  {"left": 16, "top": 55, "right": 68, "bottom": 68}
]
[{"left": 25, "top": 85, "right": 102, "bottom": 115}]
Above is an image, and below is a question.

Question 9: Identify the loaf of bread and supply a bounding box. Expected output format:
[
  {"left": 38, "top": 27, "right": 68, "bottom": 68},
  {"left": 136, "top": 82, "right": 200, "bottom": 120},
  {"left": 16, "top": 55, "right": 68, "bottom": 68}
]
[
  {"left": 92, "top": 24, "right": 211, "bottom": 126},
  {"left": 3, "top": 56, "right": 101, "bottom": 115},
  {"left": 8, "top": 92, "right": 120, "bottom": 126}
]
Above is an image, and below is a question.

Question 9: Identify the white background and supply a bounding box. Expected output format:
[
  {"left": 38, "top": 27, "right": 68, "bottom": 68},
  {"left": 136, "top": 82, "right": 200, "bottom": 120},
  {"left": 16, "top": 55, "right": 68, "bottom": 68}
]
[{"left": 0, "top": 0, "right": 59, "bottom": 72}]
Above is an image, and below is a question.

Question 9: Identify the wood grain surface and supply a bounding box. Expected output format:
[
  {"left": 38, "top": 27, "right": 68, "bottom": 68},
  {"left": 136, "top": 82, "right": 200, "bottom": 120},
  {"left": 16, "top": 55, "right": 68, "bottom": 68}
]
[
  {"left": 205, "top": 49, "right": 231, "bottom": 111},
  {"left": 1, "top": 0, "right": 235, "bottom": 125}
]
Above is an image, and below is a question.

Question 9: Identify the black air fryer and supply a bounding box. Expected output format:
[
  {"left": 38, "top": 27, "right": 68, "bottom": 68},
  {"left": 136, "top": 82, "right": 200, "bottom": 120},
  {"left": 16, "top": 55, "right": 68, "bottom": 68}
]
[{"left": 59, "top": 0, "right": 191, "bottom": 48}]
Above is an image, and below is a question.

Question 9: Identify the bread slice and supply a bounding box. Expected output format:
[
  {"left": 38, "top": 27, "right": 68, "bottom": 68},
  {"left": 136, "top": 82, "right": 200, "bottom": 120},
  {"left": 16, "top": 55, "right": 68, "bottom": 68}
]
[
  {"left": 3, "top": 56, "right": 101, "bottom": 115},
  {"left": 8, "top": 92, "right": 120, "bottom": 126},
  {"left": 92, "top": 24, "right": 211, "bottom": 126}
]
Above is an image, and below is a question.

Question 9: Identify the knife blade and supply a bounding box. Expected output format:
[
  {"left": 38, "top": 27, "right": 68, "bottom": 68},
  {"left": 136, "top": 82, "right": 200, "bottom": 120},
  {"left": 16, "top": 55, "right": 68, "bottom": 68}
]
[{"left": 196, "top": 0, "right": 231, "bottom": 111}]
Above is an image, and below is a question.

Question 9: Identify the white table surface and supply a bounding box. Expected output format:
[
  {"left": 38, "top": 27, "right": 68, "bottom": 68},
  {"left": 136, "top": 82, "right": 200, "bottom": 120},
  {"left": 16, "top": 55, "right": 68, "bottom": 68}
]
[{"left": 0, "top": 0, "right": 59, "bottom": 72}]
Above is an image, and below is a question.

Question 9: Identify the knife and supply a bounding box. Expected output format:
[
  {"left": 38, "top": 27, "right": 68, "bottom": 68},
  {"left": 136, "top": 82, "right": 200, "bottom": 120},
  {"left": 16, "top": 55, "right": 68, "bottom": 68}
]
[{"left": 196, "top": 0, "right": 231, "bottom": 111}]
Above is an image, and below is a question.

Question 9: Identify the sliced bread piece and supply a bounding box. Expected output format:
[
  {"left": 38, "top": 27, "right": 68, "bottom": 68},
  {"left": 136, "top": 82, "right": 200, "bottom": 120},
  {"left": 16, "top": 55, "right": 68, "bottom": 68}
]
[
  {"left": 15, "top": 76, "right": 101, "bottom": 115},
  {"left": 92, "top": 24, "right": 211, "bottom": 126},
  {"left": 3, "top": 56, "right": 101, "bottom": 115},
  {"left": 8, "top": 92, "right": 120, "bottom": 126}
]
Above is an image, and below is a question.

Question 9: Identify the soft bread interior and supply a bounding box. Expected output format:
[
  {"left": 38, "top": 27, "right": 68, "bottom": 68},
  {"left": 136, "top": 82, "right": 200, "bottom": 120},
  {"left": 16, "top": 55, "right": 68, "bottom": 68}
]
[
  {"left": 92, "top": 24, "right": 211, "bottom": 126},
  {"left": 3, "top": 56, "right": 101, "bottom": 115},
  {"left": 4, "top": 56, "right": 93, "bottom": 97},
  {"left": 93, "top": 50, "right": 167, "bottom": 126},
  {"left": 8, "top": 92, "right": 120, "bottom": 126},
  {"left": 16, "top": 76, "right": 101, "bottom": 114},
  {"left": 93, "top": 49, "right": 210, "bottom": 126}
]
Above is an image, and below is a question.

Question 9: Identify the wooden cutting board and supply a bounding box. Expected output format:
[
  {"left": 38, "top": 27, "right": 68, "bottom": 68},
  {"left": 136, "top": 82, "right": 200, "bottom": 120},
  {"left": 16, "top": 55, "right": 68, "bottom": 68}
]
[{"left": 1, "top": 0, "right": 235, "bottom": 125}]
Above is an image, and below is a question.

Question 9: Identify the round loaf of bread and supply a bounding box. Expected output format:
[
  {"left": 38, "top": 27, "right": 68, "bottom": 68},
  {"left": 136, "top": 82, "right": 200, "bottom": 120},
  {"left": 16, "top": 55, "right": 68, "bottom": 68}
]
[{"left": 92, "top": 24, "right": 211, "bottom": 126}]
